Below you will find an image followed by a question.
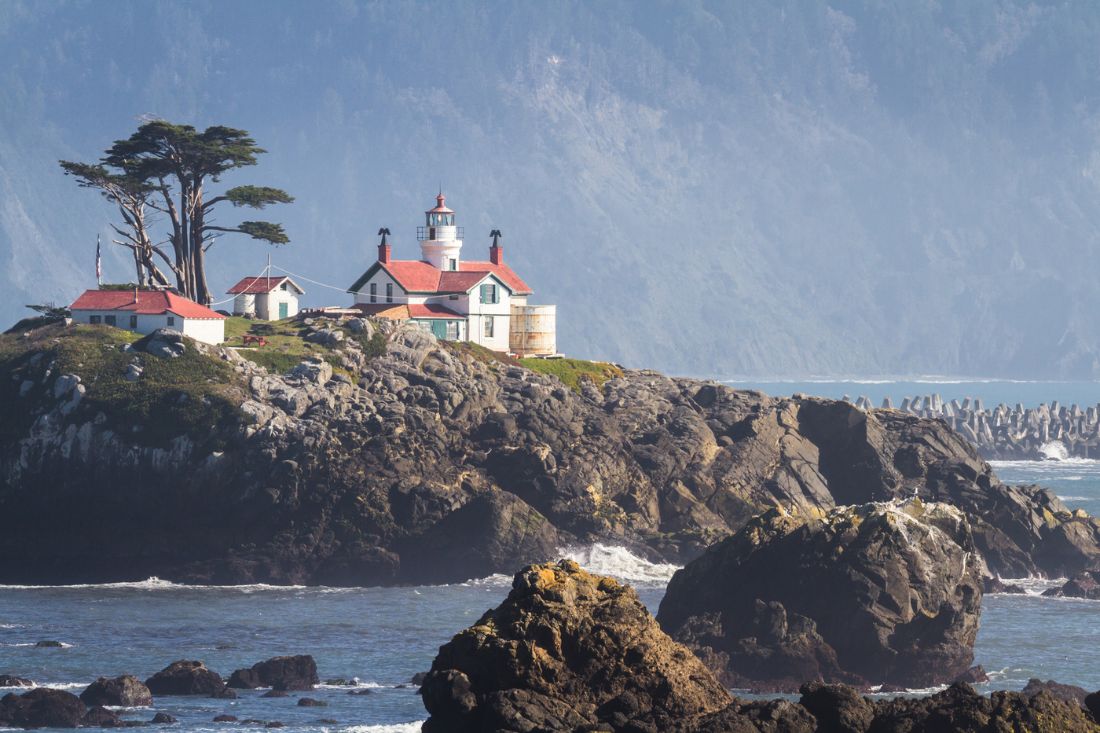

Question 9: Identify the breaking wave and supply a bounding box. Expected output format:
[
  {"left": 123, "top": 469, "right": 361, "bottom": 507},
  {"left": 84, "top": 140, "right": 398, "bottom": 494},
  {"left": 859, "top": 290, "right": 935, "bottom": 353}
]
[{"left": 558, "top": 543, "right": 680, "bottom": 584}]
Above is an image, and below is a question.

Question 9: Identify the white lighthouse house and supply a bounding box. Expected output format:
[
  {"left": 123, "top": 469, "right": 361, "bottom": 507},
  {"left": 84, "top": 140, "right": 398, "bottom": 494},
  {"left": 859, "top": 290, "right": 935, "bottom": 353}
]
[
  {"left": 419, "top": 193, "right": 463, "bottom": 271},
  {"left": 347, "top": 191, "right": 557, "bottom": 355}
]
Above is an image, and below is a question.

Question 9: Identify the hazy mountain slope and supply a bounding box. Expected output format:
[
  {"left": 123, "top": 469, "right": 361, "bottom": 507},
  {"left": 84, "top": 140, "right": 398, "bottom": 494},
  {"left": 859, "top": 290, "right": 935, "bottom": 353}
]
[{"left": 2, "top": 0, "right": 1100, "bottom": 378}]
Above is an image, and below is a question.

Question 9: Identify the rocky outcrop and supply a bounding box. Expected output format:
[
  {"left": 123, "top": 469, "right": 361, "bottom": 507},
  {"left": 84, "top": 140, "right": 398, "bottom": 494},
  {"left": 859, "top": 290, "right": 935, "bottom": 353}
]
[
  {"left": 1022, "top": 678, "right": 1090, "bottom": 706},
  {"left": 227, "top": 655, "right": 318, "bottom": 691},
  {"left": 1043, "top": 570, "right": 1100, "bottom": 599},
  {"left": 0, "top": 675, "right": 34, "bottom": 687},
  {"left": 80, "top": 675, "right": 152, "bottom": 707},
  {"left": 422, "top": 562, "right": 1100, "bottom": 732},
  {"left": 420, "top": 560, "right": 732, "bottom": 732},
  {"left": 657, "top": 500, "right": 983, "bottom": 691},
  {"left": 1, "top": 319, "right": 1097, "bottom": 585},
  {"left": 0, "top": 688, "right": 86, "bottom": 728},
  {"left": 144, "top": 660, "right": 226, "bottom": 696}
]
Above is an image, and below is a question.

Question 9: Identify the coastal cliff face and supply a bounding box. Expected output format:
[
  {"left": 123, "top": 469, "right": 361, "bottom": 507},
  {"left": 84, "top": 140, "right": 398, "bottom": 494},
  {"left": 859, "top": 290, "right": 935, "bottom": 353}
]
[
  {"left": 657, "top": 500, "right": 983, "bottom": 691},
  {"left": 0, "top": 319, "right": 1097, "bottom": 585}
]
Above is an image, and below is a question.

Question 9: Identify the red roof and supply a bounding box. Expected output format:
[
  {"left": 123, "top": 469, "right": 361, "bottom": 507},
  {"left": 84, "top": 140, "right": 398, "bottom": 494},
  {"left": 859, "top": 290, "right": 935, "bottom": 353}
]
[
  {"left": 70, "top": 290, "right": 226, "bottom": 319},
  {"left": 408, "top": 303, "right": 464, "bottom": 319},
  {"left": 353, "top": 303, "right": 464, "bottom": 320},
  {"left": 227, "top": 276, "right": 303, "bottom": 295},
  {"left": 375, "top": 260, "right": 532, "bottom": 295}
]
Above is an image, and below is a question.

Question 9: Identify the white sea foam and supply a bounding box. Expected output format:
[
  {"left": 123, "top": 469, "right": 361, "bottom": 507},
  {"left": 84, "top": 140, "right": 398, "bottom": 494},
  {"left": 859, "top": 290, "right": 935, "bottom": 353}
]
[
  {"left": 316, "top": 681, "right": 387, "bottom": 690},
  {"left": 342, "top": 724, "right": 424, "bottom": 733},
  {"left": 993, "top": 577, "right": 1066, "bottom": 596},
  {"left": 558, "top": 543, "right": 681, "bottom": 584}
]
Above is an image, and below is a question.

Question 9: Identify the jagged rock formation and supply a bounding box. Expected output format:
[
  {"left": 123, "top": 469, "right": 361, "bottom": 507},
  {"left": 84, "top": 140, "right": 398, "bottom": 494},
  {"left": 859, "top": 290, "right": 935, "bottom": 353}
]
[
  {"left": 657, "top": 500, "right": 983, "bottom": 691},
  {"left": 422, "top": 562, "right": 1100, "bottom": 733},
  {"left": 1042, "top": 570, "right": 1100, "bottom": 600},
  {"left": 144, "top": 660, "right": 227, "bottom": 696},
  {"left": 852, "top": 392, "right": 1100, "bottom": 460},
  {"left": 1, "top": 319, "right": 1098, "bottom": 585},
  {"left": 419, "top": 559, "right": 734, "bottom": 732}
]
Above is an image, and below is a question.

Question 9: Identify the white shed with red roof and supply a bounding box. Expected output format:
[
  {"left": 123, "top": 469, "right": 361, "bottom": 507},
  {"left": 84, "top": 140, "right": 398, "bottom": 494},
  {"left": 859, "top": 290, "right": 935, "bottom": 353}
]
[
  {"left": 226, "top": 275, "right": 304, "bottom": 321},
  {"left": 70, "top": 289, "right": 226, "bottom": 344},
  {"left": 347, "top": 193, "right": 555, "bottom": 354}
]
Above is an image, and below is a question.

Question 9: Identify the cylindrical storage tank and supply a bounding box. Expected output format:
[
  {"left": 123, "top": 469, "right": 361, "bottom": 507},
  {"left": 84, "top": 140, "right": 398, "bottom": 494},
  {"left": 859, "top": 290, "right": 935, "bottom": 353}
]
[
  {"left": 510, "top": 304, "right": 556, "bottom": 356},
  {"left": 234, "top": 293, "right": 256, "bottom": 317}
]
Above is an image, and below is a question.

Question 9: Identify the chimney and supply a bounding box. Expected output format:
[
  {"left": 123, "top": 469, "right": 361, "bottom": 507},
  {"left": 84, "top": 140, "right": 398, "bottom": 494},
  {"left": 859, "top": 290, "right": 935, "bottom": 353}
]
[
  {"left": 133, "top": 287, "right": 139, "bottom": 305},
  {"left": 378, "top": 241, "right": 391, "bottom": 264},
  {"left": 489, "top": 242, "right": 502, "bottom": 265}
]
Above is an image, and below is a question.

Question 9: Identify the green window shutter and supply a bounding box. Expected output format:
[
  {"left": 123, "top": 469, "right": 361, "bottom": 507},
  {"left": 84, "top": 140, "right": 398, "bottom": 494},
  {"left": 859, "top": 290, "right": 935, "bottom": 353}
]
[
  {"left": 431, "top": 320, "right": 448, "bottom": 339},
  {"left": 480, "top": 284, "right": 489, "bottom": 304}
]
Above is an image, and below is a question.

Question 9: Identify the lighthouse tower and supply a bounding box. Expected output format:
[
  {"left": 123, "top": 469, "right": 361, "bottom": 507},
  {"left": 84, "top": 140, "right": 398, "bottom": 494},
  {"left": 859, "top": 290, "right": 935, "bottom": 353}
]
[{"left": 418, "top": 192, "right": 463, "bottom": 271}]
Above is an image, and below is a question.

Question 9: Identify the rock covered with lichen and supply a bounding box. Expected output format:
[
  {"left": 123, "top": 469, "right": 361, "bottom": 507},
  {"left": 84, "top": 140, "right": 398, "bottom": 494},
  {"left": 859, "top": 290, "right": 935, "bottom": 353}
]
[{"left": 419, "top": 559, "right": 732, "bottom": 732}]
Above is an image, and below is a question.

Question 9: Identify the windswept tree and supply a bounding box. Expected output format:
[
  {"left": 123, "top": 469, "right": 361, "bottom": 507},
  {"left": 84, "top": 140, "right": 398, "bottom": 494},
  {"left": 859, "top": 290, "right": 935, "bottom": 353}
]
[
  {"left": 57, "top": 162, "right": 171, "bottom": 288},
  {"left": 61, "top": 120, "right": 293, "bottom": 304}
]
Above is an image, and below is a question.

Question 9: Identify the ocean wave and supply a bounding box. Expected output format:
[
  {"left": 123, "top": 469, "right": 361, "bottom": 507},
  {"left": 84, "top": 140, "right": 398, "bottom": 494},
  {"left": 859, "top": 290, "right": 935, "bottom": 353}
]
[
  {"left": 991, "top": 577, "right": 1066, "bottom": 596},
  {"left": 558, "top": 543, "right": 681, "bottom": 584},
  {"left": 315, "top": 681, "right": 388, "bottom": 690},
  {"left": 342, "top": 724, "right": 424, "bottom": 733}
]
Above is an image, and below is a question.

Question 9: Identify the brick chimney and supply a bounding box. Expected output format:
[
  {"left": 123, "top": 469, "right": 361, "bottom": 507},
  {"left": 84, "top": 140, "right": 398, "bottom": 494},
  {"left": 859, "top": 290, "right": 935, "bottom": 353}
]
[
  {"left": 378, "top": 241, "right": 391, "bottom": 264},
  {"left": 489, "top": 230, "right": 503, "bottom": 265}
]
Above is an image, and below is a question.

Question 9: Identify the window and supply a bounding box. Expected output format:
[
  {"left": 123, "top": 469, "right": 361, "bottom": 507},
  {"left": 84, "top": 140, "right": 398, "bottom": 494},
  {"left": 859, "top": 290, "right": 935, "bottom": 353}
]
[
  {"left": 104, "top": 315, "right": 116, "bottom": 326},
  {"left": 479, "top": 283, "right": 499, "bottom": 304},
  {"left": 483, "top": 315, "right": 494, "bottom": 338},
  {"left": 446, "top": 321, "right": 460, "bottom": 339},
  {"left": 448, "top": 294, "right": 459, "bottom": 300},
  {"left": 167, "top": 316, "right": 175, "bottom": 327},
  {"left": 385, "top": 283, "right": 393, "bottom": 303},
  {"left": 89, "top": 315, "right": 101, "bottom": 324},
  {"left": 129, "top": 315, "right": 138, "bottom": 329},
  {"left": 448, "top": 258, "right": 457, "bottom": 271},
  {"left": 280, "top": 282, "right": 288, "bottom": 291},
  {"left": 370, "top": 282, "right": 377, "bottom": 303}
]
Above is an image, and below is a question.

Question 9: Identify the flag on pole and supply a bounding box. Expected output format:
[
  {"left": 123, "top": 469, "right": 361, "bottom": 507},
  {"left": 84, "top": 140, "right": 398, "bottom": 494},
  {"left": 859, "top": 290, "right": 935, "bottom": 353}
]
[{"left": 96, "top": 234, "right": 102, "bottom": 285}]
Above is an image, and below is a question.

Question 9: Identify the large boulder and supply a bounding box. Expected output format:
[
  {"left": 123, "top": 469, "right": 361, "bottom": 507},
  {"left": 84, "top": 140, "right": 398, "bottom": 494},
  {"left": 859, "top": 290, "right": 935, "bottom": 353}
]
[
  {"left": 657, "top": 499, "right": 983, "bottom": 691},
  {"left": 144, "top": 660, "right": 226, "bottom": 696},
  {"left": 80, "top": 675, "right": 153, "bottom": 707},
  {"left": 132, "top": 328, "right": 186, "bottom": 358},
  {"left": 420, "top": 560, "right": 733, "bottom": 733},
  {"left": 0, "top": 688, "right": 86, "bottom": 728},
  {"left": 1043, "top": 569, "right": 1100, "bottom": 599},
  {"left": 227, "top": 655, "right": 319, "bottom": 691}
]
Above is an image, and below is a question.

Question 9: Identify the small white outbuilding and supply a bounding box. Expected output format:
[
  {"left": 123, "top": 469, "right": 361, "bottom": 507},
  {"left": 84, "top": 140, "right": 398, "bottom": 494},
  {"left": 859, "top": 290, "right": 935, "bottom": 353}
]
[
  {"left": 69, "top": 288, "right": 226, "bottom": 344},
  {"left": 227, "top": 276, "right": 305, "bottom": 321}
]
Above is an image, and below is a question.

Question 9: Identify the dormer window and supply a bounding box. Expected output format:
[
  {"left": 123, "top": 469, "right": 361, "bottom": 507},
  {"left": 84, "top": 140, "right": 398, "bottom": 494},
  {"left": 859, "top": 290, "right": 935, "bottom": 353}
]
[{"left": 448, "top": 258, "right": 457, "bottom": 271}]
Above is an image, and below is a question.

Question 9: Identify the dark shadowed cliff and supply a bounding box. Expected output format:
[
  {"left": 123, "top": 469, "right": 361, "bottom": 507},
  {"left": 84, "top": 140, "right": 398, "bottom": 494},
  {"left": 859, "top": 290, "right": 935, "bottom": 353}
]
[{"left": 1, "top": 317, "right": 1097, "bottom": 586}]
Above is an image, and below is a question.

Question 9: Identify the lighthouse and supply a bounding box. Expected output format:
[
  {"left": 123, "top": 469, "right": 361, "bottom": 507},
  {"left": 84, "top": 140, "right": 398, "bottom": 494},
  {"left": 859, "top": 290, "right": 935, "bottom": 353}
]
[{"left": 418, "top": 192, "right": 463, "bottom": 271}]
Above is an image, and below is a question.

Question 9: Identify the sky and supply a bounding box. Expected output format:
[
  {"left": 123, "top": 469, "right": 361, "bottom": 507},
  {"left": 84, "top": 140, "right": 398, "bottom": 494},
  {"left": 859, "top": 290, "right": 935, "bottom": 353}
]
[{"left": 3, "top": 0, "right": 1100, "bottom": 379}]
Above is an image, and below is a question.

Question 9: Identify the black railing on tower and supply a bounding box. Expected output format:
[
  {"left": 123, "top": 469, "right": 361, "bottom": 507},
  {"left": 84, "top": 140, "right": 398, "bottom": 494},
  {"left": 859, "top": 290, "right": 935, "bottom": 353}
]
[{"left": 417, "top": 226, "right": 464, "bottom": 241}]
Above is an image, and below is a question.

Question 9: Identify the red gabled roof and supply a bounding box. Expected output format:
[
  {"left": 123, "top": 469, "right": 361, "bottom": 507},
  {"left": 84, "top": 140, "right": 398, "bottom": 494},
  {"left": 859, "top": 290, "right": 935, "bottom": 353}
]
[
  {"left": 353, "top": 303, "right": 464, "bottom": 320},
  {"left": 70, "top": 290, "right": 226, "bottom": 319},
  {"left": 460, "top": 260, "right": 532, "bottom": 295},
  {"left": 408, "top": 303, "right": 464, "bottom": 319},
  {"left": 227, "top": 276, "right": 303, "bottom": 295},
  {"left": 376, "top": 259, "right": 533, "bottom": 295}
]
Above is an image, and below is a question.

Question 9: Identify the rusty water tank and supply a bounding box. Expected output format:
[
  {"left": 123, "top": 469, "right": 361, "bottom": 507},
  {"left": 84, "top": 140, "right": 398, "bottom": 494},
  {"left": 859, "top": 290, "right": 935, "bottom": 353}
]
[{"left": 510, "top": 304, "right": 557, "bottom": 356}]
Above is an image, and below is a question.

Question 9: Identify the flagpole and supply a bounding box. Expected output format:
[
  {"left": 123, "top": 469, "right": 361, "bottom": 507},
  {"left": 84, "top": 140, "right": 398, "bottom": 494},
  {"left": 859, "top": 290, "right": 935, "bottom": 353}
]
[{"left": 96, "top": 234, "right": 102, "bottom": 287}]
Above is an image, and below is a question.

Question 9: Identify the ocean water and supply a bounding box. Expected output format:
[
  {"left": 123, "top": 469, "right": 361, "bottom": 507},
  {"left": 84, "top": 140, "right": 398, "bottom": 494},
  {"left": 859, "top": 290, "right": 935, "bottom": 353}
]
[{"left": 4, "top": 392, "right": 1100, "bottom": 729}]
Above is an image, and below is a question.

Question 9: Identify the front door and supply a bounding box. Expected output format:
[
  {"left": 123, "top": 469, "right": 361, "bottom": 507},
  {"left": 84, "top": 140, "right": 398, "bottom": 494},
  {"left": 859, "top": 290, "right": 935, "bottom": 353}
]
[
  {"left": 431, "top": 320, "right": 448, "bottom": 339},
  {"left": 278, "top": 302, "right": 289, "bottom": 319}
]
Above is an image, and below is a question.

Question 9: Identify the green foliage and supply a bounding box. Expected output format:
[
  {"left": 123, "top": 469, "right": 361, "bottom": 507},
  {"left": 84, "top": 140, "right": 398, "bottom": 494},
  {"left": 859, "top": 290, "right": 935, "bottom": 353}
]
[
  {"left": 519, "top": 357, "right": 624, "bottom": 392},
  {"left": 226, "top": 185, "right": 294, "bottom": 208},
  {"left": 25, "top": 303, "right": 70, "bottom": 318},
  {"left": 237, "top": 220, "right": 290, "bottom": 244},
  {"left": 0, "top": 325, "right": 245, "bottom": 447},
  {"left": 97, "top": 283, "right": 142, "bottom": 291}
]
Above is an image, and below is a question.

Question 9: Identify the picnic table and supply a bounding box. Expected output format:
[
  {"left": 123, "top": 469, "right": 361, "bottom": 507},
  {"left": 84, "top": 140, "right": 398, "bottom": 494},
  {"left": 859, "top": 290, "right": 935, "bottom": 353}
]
[{"left": 242, "top": 334, "right": 268, "bottom": 347}]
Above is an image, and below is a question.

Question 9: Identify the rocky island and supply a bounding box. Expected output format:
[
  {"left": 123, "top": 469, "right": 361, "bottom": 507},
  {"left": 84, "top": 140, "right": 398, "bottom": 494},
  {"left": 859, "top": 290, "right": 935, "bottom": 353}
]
[{"left": 2, "top": 316, "right": 1099, "bottom": 589}]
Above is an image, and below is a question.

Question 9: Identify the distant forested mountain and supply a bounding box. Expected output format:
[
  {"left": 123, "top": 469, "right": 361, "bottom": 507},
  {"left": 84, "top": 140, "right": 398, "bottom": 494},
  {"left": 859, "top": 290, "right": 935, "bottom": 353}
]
[{"left": 3, "top": 0, "right": 1100, "bottom": 378}]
